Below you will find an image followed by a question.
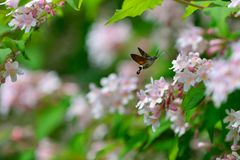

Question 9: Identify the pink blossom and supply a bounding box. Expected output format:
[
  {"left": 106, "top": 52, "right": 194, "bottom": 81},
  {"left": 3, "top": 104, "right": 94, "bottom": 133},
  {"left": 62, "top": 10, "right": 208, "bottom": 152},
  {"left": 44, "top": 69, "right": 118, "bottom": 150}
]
[
  {"left": 66, "top": 96, "right": 92, "bottom": 129},
  {"left": 0, "top": 0, "right": 19, "bottom": 8},
  {"left": 166, "top": 99, "right": 189, "bottom": 136},
  {"left": 4, "top": 61, "right": 23, "bottom": 82},
  {"left": 136, "top": 77, "right": 170, "bottom": 132},
  {"left": 172, "top": 52, "right": 211, "bottom": 92},
  {"left": 0, "top": 71, "right": 64, "bottom": 115},
  {"left": 35, "top": 139, "right": 57, "bottom": 160},
  {"left": 204, "top": 45, "right": 240, "bottom": 107},
  {"left": 177, "top": 26, "right": 207, "bottom": 54},
  {"left": 86, "top": 21, "right": 131, "bottom": 68},
  {"left": 87, "top": 73, "right": 138, "bottom": 118},
  {"left": 8, "top": 0, "right": 56, "bottom": 32}
]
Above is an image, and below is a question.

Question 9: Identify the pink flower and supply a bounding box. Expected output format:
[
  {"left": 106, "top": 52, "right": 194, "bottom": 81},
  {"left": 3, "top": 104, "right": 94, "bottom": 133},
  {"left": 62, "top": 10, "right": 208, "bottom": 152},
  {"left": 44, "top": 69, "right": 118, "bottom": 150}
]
[
  {"left": 166, "top": 99, "right": 189, "bottom": 136},
  {"left": 177, "top": 26, "right": 207, "bottom": 54},
  {"left": 4, "top": 61, "right": 23, "bottom": 82},
  {"left": 0, "top": 0, "right": 19, "bottom": 8},
  {"left": 86, "top": 21, "right": 131, "bottom": 68},
  {"left": 175, "top": 69, "right": 196, "bottom": 92},
  {"left": 87, "top": 73, "right": 138, "bottom": 118},
  {"left": 8, "top": 0, "right": 56, "bottom": 32},
  {"left": 36, "top": 139, "right": 57, "bottom": 160},
  {"left": 136, "top": 77, "right": 170, "bottom": 132},
  {"left": 9, "top": 13, "right": 37, "bottom": 32},
  {"left": 172, "top": 52, "right": 211, "bottom": 92},
  {"left": 66, "top": 96, "right": 92, "bottom": 129}
]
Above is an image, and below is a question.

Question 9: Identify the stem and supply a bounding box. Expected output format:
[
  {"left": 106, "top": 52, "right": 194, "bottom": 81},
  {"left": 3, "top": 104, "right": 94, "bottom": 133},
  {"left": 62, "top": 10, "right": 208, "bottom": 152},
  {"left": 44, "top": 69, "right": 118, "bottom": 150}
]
[{"left": 174, "top": 0, "right": 205, "bottom": 9}]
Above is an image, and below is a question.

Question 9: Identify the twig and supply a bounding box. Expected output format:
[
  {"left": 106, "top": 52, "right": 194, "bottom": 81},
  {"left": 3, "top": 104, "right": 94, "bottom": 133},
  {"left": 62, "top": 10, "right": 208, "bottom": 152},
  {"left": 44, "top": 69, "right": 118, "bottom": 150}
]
[{"left": 174, "top": 0, "right": 205, "bottom": 9}]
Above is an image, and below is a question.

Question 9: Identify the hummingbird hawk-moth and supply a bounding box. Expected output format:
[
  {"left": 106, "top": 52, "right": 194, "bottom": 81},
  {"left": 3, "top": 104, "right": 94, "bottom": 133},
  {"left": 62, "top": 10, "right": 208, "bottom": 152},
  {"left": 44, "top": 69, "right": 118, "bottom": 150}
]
[{"left": 131, "top": 47, "right": 159, "bottom": 75}]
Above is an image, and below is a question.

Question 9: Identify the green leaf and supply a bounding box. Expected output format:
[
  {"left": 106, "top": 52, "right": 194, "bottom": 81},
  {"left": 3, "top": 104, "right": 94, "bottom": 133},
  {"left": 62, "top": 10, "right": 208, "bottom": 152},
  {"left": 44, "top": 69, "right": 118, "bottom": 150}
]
[
  {"left": 183, "top": 1, "right": 213, "bottom": 19},
  {"left": 35, "top": 99, "right": 69, "bottom": 139},
  {"left": 201, "top": 102, "right": 219, "bottom": 142},
  {"left": 2, "top": 37, "right": 30, "bottom": 60},
  {"left": 107, "top": 0, "right": 163, "bottom": 24},
  {"left": 0, "top": 48, "right": 12, "bottom": 63},
  {"left": 204, "top": 7, "right": 236, "bottom": 37},
  {"left": 78, "top": 0, "right": 83, "bottom": 9},
  {"left": 0, "top": 25, "right": 11, "bottom": 36},
  {"left": 19, "top": 150, "right": 34, "bottom": 160},
  {"left": 169, "top": 139, "right": 179, "bottom": 160},
  {"left": 66, "top": 0, "right": 80, "bottom": 10},
  {"left": 144, "top": 119, "right": 170, "bottom": 149},
  {"left": 120, "top": 133, "right": 147, "bottom": 157},
  {"left": 183, "top": 83, "right": 205, "bottom": 111},
  {"left": 185, "top": 108, "right": 196, "bottom": 122}
]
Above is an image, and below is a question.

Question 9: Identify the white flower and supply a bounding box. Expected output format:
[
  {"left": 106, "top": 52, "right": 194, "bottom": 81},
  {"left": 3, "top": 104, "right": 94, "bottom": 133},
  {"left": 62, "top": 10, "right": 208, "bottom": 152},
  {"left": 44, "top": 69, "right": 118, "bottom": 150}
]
[
  {"left": 228, "top": 0, "right": 240, "bottom": 8},
  {"left": 4, "top": 61, "right": 23, "bottom": 82}
]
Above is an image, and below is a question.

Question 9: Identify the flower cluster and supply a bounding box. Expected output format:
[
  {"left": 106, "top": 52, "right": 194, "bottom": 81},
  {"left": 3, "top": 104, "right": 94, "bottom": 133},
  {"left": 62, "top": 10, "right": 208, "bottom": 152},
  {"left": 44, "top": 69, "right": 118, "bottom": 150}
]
[
  {"left": 172, "top": 52, "right": 212, "bottom": 92},
  {"left": 86, "top": 21, "right": 131, "bottom": 68},
  {"left": 136, "top": 77, "right": 188, "bottom": 135},
  {"left": 224, "top": 109, "right": 240, "bottom": 145},
  {"left": 205, "top": 41, "right": 240, "bottom": 107},
  {"left": 0, "top": 0, "right": 20, "bottom": 8},
  {"left": 66, "top": 96, "right": 92, "bottom": 130},
  {"left": 166, "top": 98, "right": 189, "bottom": 136},
  {"left": 87, "top": 73, "right": 138, "bottom": 118},
  {"left": 216, "top": 109, "right": 240, "bottom": 159},
  {"left": 216, "top": 152, "right": 240, "bottom": 160},
  {"left": 136, "top": 77, "right": 169, "bottom": 132},
  {"left": 5, "top": 0, "right": 63, "bottom": 32},
  {"left": 177, "top": 26, "right": 207, "bottom": 54},
  {"left": 0, "top": 71, "right": 77, "bottom": 115}
]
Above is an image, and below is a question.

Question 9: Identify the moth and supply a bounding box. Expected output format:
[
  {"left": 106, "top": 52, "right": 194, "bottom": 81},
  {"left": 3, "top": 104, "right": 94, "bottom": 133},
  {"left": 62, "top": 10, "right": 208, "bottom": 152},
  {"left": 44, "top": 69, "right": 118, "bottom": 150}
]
[{"left": 131, "top": 47, "right": 160, "bottom": 75}]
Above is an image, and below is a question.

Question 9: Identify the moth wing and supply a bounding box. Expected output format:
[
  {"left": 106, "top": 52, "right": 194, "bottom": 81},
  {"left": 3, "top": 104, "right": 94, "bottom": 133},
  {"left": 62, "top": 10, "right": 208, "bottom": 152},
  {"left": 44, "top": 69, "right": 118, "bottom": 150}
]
[
  {"left": 138, "top": 47, "right": 151, "bottom": 58},
  {"left": 130, "top": 54, "right": 147, "bottom": 65}
]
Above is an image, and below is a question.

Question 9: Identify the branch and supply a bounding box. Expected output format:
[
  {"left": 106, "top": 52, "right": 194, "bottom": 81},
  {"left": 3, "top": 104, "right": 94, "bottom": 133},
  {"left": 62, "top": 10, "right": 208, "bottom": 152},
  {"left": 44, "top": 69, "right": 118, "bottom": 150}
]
[{"left": 174, "top": 0, "right": 205, "bottom": 9}]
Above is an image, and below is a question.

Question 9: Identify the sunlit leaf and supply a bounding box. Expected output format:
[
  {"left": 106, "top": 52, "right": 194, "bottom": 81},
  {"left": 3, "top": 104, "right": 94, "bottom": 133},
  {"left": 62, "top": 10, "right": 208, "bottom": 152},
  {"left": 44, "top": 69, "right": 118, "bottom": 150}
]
[
  {"left": 107, "top": 0, "right": 163, "bottom": 24},
  {"left": 183, "top": 1, "right": 213, "bottom": 19}
]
